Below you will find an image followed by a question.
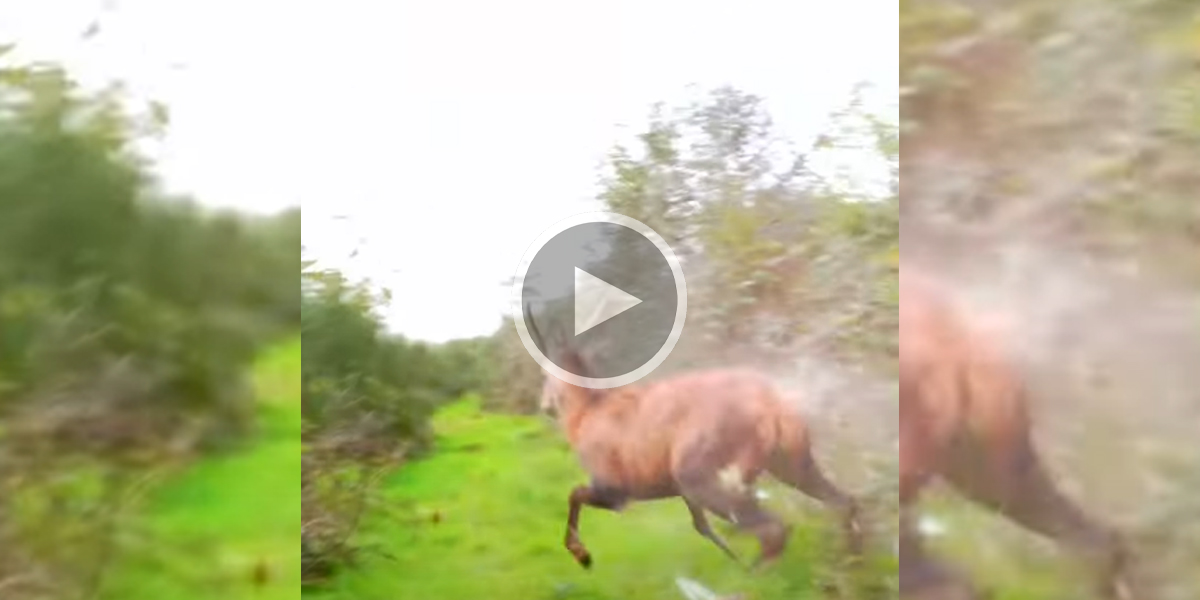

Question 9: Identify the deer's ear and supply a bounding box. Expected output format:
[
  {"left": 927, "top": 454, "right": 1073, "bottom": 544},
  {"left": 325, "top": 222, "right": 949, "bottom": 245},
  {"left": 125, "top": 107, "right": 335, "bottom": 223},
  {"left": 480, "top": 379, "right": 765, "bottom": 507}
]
[{"left": 559, "top": 347, "right": 590, "bottom": 379}]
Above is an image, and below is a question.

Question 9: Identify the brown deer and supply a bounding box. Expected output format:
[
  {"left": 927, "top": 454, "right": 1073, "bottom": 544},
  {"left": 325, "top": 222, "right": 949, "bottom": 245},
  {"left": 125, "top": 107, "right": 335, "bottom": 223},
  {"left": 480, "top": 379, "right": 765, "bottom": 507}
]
[
  {"left": 523, "top": 302, "right": 863, "bottom": 571},
  {"left": 900, "top": 268, "right": 1135, "bottom": 600}
]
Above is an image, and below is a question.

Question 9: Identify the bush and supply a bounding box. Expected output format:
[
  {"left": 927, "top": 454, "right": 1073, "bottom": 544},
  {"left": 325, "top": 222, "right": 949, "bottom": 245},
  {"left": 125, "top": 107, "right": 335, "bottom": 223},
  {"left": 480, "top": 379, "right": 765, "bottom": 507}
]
[
  {"left": 0, "top": 53, "right": 299, "bottom": 598},
  {"left": 300, "top": 262, "right": 495, "bottom": 584},
  {"left": 0, "top": 58, "right": 299, "bottom": 454}
]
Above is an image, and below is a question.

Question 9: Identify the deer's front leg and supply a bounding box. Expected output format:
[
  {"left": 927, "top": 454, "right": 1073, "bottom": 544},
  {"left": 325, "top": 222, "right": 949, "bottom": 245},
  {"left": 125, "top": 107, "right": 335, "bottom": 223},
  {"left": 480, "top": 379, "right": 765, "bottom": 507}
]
[{"left": 565, "top": 483, "right": 627, "bottom": 569}]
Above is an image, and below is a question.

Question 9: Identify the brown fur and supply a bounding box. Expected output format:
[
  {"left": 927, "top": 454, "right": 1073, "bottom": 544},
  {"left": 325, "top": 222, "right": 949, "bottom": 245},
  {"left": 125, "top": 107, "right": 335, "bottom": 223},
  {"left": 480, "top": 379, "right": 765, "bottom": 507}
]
[
  {"left": 900, "top": 268, "right": 1135, "bottom": 600},
  {"left": 526, "top": 304, "right": 862, "bottom": 570}
]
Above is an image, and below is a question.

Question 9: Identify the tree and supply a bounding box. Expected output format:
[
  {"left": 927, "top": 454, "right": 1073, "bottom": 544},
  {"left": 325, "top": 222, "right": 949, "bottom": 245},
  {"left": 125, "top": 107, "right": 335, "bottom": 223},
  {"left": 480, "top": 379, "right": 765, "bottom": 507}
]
[{"left": 484, "top": 85, "right": 900, "bottom": 412}]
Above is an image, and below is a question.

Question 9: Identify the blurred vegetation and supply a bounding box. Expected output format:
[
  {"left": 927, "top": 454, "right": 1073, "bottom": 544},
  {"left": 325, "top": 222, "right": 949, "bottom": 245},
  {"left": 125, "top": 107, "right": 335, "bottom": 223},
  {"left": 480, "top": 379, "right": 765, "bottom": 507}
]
[
  {"left": 902, "top": 0, "right": 1200, "bottom": 598},
  {"left": 902, "top": 0, "right": 1200, "bottom": 263},
  {"left": 99, "top": 338, "right": 301, "bottom": 600},
  {"left": 486, "top": 85, "right": 898, "bottom": 415},
  {"left": 0, "top": 50, "right": 298, "bottom": 599}
]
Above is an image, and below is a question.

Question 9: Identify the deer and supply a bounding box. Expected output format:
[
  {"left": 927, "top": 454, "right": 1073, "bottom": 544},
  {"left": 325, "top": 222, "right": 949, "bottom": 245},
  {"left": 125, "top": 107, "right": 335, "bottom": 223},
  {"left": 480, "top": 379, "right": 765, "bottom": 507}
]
[
  {"left": 522, "top": 302, "right": 864, "bottom": 572},
  {"left": 899, "top": 268, "right": 1136, "bottom": 600}
]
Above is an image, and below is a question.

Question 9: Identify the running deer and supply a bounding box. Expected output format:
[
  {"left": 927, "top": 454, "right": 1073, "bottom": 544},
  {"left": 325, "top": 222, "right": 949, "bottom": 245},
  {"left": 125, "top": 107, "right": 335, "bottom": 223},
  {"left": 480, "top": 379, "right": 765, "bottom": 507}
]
[
  {"left": 523, "top": 302, "right": 863, "bottom": 571},
  {"left": 899, "top": 269, "right": 1135, "bottom": 600}
]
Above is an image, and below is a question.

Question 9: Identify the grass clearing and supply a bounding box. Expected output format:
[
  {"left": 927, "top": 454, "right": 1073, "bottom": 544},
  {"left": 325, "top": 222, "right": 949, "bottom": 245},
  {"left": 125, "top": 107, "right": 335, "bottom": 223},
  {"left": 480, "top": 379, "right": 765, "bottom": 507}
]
[
  {"left": 100, "top": 336, "right": 301, "bottom": 600},
  {"left": 305, "top": 397, "right": 894, "bottom": 600}
]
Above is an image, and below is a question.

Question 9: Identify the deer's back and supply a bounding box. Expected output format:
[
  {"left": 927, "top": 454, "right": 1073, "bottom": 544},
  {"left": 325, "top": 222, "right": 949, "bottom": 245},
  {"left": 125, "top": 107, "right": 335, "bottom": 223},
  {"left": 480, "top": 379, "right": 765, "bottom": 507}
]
[{"left": 574, "top": 368, "right": 791, "bottom": 497}]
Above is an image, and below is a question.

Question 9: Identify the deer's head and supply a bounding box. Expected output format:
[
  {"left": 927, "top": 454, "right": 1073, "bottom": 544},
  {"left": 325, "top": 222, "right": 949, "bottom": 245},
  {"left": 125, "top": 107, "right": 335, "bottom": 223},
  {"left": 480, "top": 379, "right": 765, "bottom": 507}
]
[{"left": 524, "top": 301, "right": 597, "bottom": 419}]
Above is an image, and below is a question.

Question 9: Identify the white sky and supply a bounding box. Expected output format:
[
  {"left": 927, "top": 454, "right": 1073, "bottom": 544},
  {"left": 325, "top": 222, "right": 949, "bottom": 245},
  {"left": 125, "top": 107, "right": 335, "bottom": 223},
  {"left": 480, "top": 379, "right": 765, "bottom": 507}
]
[{"left": 2, "top": 0, "right": 898, "bottom": 343}]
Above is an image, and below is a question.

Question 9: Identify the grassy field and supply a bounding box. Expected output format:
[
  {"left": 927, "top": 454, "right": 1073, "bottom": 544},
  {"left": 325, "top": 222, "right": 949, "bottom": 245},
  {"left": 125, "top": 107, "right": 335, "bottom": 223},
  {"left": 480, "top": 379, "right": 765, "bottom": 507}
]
[
  {"left": 305, "top": 398, "right": 895, "bottom": 600},
  {"left": 98, "top": 337, "right": 301, "bottom": 600}
]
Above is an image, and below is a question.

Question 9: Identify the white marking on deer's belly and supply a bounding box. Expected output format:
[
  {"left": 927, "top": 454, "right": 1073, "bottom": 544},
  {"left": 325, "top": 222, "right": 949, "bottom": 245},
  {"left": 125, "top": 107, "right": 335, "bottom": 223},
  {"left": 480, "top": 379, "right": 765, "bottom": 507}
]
[{"left": 717, "top": 464, "right": 748, "bottom": 495}]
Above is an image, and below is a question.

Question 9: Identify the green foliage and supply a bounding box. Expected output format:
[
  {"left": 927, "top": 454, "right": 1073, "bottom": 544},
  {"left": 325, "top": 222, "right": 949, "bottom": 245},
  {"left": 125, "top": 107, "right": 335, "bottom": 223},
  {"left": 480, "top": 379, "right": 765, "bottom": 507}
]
[
  {"left": 0, "top": 58, "right": 299, "bottom": 451},
  {"left": 433, "top": 336, "right": 496, "bottom": 399},
  {"left": 301, "top": 265, "right": 494, "bottom": 453},
  {"left": 301, "top": 266, "right": 432, "bottom": 452},
  {"left": 482, "top": 316, "right": 545, "bottom": 413}
]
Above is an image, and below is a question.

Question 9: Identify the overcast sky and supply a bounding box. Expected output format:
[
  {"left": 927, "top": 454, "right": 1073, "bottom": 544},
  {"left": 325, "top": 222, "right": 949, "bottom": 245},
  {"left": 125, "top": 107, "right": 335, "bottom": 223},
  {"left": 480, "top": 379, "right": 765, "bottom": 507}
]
[{"left": 3, "top": 0, "right": 897, "bottom": 342}]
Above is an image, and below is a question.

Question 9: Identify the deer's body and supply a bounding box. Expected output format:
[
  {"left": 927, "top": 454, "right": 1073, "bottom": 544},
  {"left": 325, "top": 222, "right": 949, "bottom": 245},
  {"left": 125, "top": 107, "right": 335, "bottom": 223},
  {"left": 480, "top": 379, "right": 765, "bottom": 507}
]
[
  {"left": 899, "top": 269, "right": 1133, "bottom": 600},
  {"left": 554, "top": 368, "right": 806, "bottom": 502},
  {"left": 526, "top": 305, "right": 862, "bottom": 570}
]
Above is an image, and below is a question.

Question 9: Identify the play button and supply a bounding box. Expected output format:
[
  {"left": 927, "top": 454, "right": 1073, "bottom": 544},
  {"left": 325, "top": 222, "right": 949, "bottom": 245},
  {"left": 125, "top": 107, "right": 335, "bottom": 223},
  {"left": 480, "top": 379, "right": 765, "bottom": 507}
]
[
  {"left": 512, "top": 212, "right": 687, "bottom": 389},
  {"left": 574, "top": 267, "right": 642, "bottom": 335}
]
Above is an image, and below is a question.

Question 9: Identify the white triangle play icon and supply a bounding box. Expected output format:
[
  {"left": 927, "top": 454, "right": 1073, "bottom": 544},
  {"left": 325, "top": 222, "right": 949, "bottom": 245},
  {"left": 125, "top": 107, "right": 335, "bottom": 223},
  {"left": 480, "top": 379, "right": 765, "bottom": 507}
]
[{"left": 574, "top": 267, "right": 642, "bottom": 336}]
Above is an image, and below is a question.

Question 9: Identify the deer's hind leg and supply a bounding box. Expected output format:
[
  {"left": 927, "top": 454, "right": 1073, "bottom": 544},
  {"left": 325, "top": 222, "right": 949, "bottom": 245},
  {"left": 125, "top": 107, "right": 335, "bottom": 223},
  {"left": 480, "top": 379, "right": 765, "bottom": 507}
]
[
  {"left": 683, "top": 497, "right": 745, "bottom": 566},
  {"left": 675, "top": 459, "right": 789, "bottom": 571},
  {"left": 768, "top": 448, "right": 863, "bottom": 555}
]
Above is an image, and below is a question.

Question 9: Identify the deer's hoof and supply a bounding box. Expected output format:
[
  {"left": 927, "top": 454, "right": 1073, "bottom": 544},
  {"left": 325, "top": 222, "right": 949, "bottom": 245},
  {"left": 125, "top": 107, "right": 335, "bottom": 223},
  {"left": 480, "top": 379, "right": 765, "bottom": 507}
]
[{"left": 567, "top": 540, "right": 592, "bottom": 569}]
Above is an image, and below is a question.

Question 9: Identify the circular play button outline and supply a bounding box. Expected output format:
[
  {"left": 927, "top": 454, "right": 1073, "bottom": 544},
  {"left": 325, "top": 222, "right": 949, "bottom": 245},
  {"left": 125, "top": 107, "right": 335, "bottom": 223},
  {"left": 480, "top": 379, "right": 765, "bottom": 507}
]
[{"left": 511, "top": 211, "right": 687, "bottom": 390}]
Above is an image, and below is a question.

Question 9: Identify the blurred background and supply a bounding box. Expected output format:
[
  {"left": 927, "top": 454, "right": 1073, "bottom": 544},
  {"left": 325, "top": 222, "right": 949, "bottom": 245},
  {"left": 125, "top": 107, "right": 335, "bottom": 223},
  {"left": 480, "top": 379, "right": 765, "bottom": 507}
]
[
  {"left": 902, "top": 0, "right": 1200, "bottom": 598},
  {"left": 1, "top": 2, "right": 299, "bottom": 600}
]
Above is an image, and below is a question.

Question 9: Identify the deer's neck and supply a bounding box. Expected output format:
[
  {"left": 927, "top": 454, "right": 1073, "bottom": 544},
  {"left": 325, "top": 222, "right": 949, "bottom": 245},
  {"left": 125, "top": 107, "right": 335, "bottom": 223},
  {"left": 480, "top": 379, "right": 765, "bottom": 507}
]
[{"left": 557, "top": 386, "right": 602, "bottom": 445}]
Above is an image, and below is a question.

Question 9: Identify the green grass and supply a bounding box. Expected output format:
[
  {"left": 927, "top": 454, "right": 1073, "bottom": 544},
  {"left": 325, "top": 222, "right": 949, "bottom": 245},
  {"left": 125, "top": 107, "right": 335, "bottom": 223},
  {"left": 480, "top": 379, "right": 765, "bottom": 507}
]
[
  {"left": 99, "top": 336, "right": 301, "bottom": 600},
  {"left": 305, "top": 397, "right": 894, "bottom": 600}
]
